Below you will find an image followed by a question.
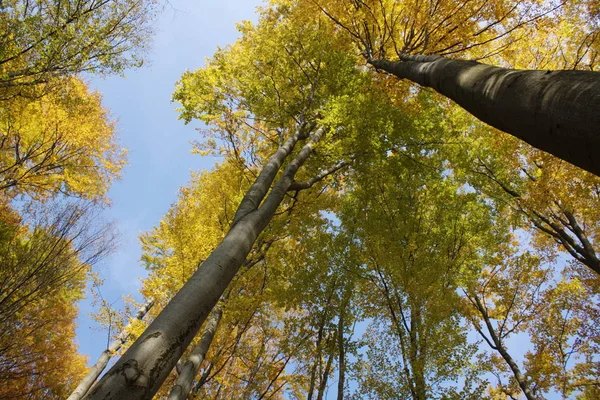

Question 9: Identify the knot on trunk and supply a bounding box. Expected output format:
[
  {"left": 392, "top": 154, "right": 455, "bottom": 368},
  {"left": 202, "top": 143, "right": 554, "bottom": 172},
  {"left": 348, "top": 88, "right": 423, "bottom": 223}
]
[{"left": 122, "top": 360, "right": 148, "bottom": 387}]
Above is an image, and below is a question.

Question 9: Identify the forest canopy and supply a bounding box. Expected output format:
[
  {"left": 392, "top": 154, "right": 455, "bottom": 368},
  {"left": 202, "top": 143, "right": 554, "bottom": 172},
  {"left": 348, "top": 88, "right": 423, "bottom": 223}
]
[{"left": 2, "top": 1, "right": 600, "bottom": 400}]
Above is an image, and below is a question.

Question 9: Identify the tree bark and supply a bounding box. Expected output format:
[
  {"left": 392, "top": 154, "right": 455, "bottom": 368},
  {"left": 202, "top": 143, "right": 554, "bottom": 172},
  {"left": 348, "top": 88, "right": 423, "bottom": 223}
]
[
  {"left": 307, "top": 320, "right": 325, "bottom": 400},
  {"left": 167, "top": 303, "right": 223, "bottom": 400},
  {"left": 68, "top": 300, "right": 154, "bottom": 400},
  {"left": 472, "top": 293, "right": 537, "bottom": 400},
  {"left": 84, "top": 126, "right": 325, "bottom": 400},
  {"left": 336, "top": 304, "right": 345, "bottom": 400},
  {"left": 316, "top": 349, "right": 334, "bottom": 400},
  {"left": 369, "top": 55, "right": 600, "bottom": 177}
]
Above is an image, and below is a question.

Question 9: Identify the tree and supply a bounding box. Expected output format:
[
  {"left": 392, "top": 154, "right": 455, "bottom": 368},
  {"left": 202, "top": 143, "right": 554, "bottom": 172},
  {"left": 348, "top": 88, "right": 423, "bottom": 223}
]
[
  {"left": 462, "top": 252, "right": 549, "bottom": 399},
  {"left": 313, "top": 0, "right": 600, "bottom": 176},
  {"left": 0, "top": 200, "right": 113, "bottom": 331},
  {"left": 0, "top": 199, "right": 114, "bottom": 399},
  {"left": 338, "top": 134, "right": 492, "bottom": 399},
  {"left": 475, "top": 151, "right": 600, "bottom": 276},
  {"left": 0, "top": 0, "right": 160, "bottom": 99},
  {"left": 83, "top": 7, "right": 368, "bottom": 397},
  {"left": 137, "top": 154, "right": 341, "bottom": 399},
  {"left": 368, "top": 54, "right": 600, "bottom": 176},
  {"left": 0, "top": 77, "right": 126, "bottom": 201}
]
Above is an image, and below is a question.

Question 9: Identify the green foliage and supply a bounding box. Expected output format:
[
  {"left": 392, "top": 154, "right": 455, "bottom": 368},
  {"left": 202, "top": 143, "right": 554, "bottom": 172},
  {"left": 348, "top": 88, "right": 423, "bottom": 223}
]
[{"left": 0, "top": 0, "right": 161, "bottom": 98}]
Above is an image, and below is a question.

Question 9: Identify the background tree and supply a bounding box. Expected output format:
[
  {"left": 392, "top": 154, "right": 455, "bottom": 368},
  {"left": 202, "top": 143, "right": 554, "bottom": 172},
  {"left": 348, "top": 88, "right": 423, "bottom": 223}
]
[
  {"left": 0, "top": 200, "right": 115, "bottom": 399},
  {"left": 0, "top": 77, "right": 126, "bottom": 201},
  {"left": 0, "top": 0, "right": 161, "bottom": 99}
]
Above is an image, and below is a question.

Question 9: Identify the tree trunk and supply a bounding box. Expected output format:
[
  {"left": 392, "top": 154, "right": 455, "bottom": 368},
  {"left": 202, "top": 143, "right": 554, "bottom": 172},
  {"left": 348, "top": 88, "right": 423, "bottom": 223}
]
[
  {"left": 68, "top": 300, "right": 154, "bottom": 400},
  {"left": 472, "top": 293, "right": 537, "bottom": 400},
  {"left": 167, "top": 303, "right": 223, "bottom": 400},
  {"left": 307, "top": 322, "right": 325, "bottom": 400},
  {"left": 316, "top": 350, "right": 334, "bottom": 400},
  {"left": 336, "top": 306, "right": 345, "bottom": 400},
  {"left": 409, "top": 305, "right": 426, "bottom": 400},
  {"left": 369, "top": 55, "right": 600, "bottom": 177},
  {"left": 84, "top": 126, "right": 324, "bottom": 400}
]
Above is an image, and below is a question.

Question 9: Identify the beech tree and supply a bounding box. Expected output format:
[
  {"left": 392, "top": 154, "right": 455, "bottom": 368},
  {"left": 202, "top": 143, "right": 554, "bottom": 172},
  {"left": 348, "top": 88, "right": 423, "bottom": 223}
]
[
  {"left": 336, "top": 124, "right": 495, "bottom": 399},
  {"left": 313, "top": 0, "right": 600, "bottom": 176},
  {"left": 83, "top": 7, "right": 373, "bottom": 398}
]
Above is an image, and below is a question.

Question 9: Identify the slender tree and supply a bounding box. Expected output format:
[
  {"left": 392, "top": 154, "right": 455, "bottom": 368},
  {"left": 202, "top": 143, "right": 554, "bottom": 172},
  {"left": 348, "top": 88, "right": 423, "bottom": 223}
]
[{"left": 83, "top": 8, "right": 370, "bottom": 398}]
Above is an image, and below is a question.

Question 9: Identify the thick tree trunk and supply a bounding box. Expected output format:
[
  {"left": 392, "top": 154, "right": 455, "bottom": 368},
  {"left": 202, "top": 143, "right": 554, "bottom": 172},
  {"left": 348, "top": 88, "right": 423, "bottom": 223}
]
[
  {"left": 369, "top": 55, "right": 600, "bottom": 177},
  {"left": 84, "top": 126, "right": 324, "bottom": 400},
  {"left": 167, "top": 303, "right": 223, "bottom": 400},
  {"left": 68, "top": 300, "right": 154, "bottom": 400}
]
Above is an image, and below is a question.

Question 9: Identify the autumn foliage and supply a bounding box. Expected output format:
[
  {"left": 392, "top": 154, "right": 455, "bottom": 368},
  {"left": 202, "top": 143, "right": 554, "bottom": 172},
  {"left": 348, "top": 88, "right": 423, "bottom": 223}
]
[{"left": 3, "top": 1, "right": 600, "bottom": 399}]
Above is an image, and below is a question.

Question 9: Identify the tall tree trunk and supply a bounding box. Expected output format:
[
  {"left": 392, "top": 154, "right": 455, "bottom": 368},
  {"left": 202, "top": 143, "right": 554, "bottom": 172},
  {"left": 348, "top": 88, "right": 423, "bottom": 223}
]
[
  {"left": 316, "top": 349, "right": 334, "bottom": 400},
  {"left": 68, "top": 300, "right": 154, "bottom": 400},
  {"left": 167, "top": 303, "right": 223, "bottom": 400},
  {"left": 472, "top": 293, "right": 537, "bottom": 400},
  {"left": 369, "top": 55, "right": 600, "bottom": 177},
  {"left": 336, "top": 304, "right": 345, "bottom": 400},
  {"left": 307, "top": 278, "right": 338, "bottom": 400},
  {"left": 409, "top": 305, "right": 426, "bottom": 400},
  {"left": 84, "top": 126, "right": 325, "bottom": 400},
  {"left": 307, "top": 321, "right": 325, "bottom": 400}
]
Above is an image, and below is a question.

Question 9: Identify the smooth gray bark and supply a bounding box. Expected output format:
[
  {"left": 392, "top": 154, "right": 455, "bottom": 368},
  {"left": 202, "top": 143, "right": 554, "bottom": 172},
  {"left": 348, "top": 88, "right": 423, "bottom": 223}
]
[
  {"left": 84, "top": 126, "right": 324, "bottom": 400},
  {"left": 167, "top": 303, "right": 223, "bottom": 400},
  {"left": 68, "top": 300, "right": 154, "bottom": 400},
  {"left": 369, "top": 55, "right": 600, "bottom": 177}
]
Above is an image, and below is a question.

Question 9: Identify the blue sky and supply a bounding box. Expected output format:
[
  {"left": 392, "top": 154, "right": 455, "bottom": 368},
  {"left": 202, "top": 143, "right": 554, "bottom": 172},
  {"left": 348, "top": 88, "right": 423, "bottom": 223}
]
[{"left": 76, "top": 0, "right": 261, "bottom": 367}]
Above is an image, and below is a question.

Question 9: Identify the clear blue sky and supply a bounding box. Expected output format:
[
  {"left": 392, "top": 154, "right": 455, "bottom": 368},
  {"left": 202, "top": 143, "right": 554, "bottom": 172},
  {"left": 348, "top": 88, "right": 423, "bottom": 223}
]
[{"left": 75, "top": 0, "right": 261, "bottom": 368}]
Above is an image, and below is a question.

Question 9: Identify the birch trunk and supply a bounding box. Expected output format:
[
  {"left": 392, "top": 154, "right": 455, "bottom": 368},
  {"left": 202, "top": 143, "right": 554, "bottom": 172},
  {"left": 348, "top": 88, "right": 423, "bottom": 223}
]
[
  {"left": 369, "top": 55, "right": 600, "bottom": 177},
  {"left": 167, "top": 303, "right": 223, "bottom": 400},
  {"left": 84, "top": 126, "right": 324, "bottom": 400},
  {"left": 68, "top": 300, "right": 154, "bottom": 400}
]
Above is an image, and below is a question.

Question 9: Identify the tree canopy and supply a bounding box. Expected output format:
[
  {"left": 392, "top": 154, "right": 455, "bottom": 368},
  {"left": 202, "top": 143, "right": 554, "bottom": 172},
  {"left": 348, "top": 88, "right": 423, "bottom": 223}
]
[{"left": 3, "top": 0, "right": 600, "bottom": 399}]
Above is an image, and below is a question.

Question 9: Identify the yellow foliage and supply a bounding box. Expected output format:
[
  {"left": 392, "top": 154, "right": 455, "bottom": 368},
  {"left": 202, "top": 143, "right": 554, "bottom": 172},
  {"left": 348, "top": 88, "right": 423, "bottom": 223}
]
[{"left": 0, "top": 77, "right": 126, "bottom": 201}]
